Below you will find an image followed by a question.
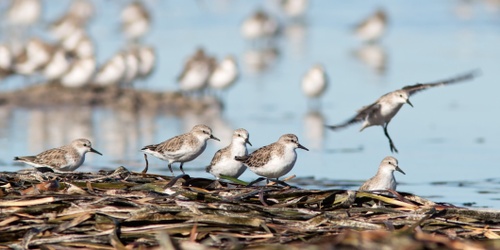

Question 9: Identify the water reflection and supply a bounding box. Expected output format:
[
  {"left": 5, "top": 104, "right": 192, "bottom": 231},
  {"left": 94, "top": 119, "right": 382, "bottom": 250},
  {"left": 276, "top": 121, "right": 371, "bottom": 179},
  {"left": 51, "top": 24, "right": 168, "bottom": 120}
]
[
  {"left": 302, "top": 110, "right": 325, "bottom": 151},
  {"left": 25, "top": 106, "right": 93, "bottom": 154},
  {"left": 284, "top": 21, "right": 308, "bottom": 59},
  {"left": 0, "top": 96, "right": 226, "bottom": 171},
  {"left": 243, "top": 46, "right": 280, "bottom": 74}
]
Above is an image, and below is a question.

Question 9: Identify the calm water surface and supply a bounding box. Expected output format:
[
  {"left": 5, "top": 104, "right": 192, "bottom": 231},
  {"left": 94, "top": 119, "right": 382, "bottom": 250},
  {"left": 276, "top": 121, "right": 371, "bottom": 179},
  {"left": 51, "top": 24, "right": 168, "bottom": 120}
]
[{"left": 0, "top": 0, "right": 498, "bottom": 208}]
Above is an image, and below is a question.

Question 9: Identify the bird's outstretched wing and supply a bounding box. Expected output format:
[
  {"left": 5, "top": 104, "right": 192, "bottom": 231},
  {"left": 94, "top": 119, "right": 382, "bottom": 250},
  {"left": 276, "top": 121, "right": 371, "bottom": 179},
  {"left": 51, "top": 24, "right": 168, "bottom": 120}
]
[
  {"left": 403, "top": 70, "right": 479, "bottom": 96},
  {"left": 326, "top": 102, "right": 381, "bottom": 130}
]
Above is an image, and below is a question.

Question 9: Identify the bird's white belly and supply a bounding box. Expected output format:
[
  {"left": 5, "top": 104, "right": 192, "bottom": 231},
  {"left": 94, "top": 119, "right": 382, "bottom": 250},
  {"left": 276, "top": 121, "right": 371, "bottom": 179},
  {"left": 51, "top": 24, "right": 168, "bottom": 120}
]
[
  {"left": 250, "top": 152, "right": 297, "bottom": 179},
  {"left": 164, "top": 143, "right": 206, "bottom": 163}
]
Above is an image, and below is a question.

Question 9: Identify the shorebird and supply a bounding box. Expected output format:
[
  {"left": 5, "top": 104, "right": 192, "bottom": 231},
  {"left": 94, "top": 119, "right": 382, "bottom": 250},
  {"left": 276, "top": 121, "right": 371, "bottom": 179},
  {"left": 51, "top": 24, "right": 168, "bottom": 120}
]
[
  {"left": 49, "top": 0, "right": 94, "bottom": 41},
  {"left": 279, "top": 0, "right": 309, "bottom": 19},
  {"left": 241, "top": 9, "right": 280, "bottom": 41},
  {"left": 301, "top": 64, "right": 328, "bottom": 100},
  {"left": 14, "top": 38, "right": 54, "bottom": 76},
  {"left": 6, "top": 0, "right": 42, "bottom": 27},
  {"left": 141, "top": 124, "right": 220, "bottom": 175},
  {"left": 177, "top": 48, "right": 215, "bottom": 93},
  {"left": 14, "top": 138, "right": 102, "bottom": 172},
  {"left": 206, "top": 128, "right": 251, "bottom": 179},
  {"left": 326, "top": 71, "right": 478, "bottom": 153},
  {"left": 354, "top": 8, "right": 388, "bottom": 43},
  {"left": 94, "top": 51, "right": 127, "bottom": 87},
  {"left": 134, "top": 45, "right": 156, "bottom": 80},
  {"left": 121, "top": 1, "right": 151, "bottom": 41},
  {"left": 208, "top": 55, "right": 239, "bottom": 92},
  {"left": 42, "top": 48, "right": 71, "bottom": 81},
  {"left": 359, "top": 156, "right": 405, "bottom": 192},
  {"left": 60, "top": 57, "right": 96, "bottom": 88},
  {"left": 235, "top": 134, "right": 308, "bottom": 182},
  {"left": 123, "top": 48, "right": 140, "bottom": 85}
]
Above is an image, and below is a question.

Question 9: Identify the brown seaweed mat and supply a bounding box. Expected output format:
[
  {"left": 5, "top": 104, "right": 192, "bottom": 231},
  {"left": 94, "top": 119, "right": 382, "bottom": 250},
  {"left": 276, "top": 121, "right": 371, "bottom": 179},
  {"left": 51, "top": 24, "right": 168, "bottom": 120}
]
[{"left": 0, "top": 167, "right": 499, "bottom": 249}]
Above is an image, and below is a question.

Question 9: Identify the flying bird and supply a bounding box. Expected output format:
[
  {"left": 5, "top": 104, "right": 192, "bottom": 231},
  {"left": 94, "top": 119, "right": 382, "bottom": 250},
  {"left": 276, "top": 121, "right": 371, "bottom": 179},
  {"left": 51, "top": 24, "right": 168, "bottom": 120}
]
[{"left": 326, "top": 71, "right": 479, "bottom": 153}]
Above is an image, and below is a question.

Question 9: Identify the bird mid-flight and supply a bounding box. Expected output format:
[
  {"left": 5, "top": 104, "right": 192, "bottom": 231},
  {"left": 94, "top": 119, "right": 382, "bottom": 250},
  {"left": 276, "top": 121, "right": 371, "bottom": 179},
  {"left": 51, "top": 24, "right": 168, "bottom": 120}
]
[{"left": 326, "top": 70, "right": 479, "bottom": 153}]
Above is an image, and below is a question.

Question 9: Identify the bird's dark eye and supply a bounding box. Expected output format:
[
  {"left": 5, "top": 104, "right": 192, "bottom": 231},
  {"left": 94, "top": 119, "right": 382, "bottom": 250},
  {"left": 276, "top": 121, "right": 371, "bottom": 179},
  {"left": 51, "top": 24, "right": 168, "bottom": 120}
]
[
  {"left": 399, "top": 94, "right": 403, "bottom": 97},
  {"left": 83, "top": 143, "right": 88, "bottom": 147}
]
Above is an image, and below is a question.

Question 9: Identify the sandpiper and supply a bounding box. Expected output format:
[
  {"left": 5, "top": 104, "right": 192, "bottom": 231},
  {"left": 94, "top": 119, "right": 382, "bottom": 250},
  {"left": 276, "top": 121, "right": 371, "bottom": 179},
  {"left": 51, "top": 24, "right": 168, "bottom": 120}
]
[
  {"left": 123, "top": 48, "right": 140, "bottom": 85},
  {"left": 134, "top": 45, "right": 156, "bottom": 79},
  {"left": 43, "top": 48, "right": 71, "bottom": 81},
  {"left": 60, "top": 56, "right": 96, "bottom": 88},
  {"left": 14, "top": 138, "right": 102, "bottom": 172},
  {"left": 208, "top": 55, "right": 239, "bottom": 91},
  {"left": 279, "top": 0, "right": 309, "bottom": 19},
  {"left": 235, "top": 134, "right": 308, "bottom": 181},
  {"left": 326, "top": 71, "right": 478, "bottom": 153},
  {"left": 359, "top": 156, "right": 405, "bottom": 192},
  {"left": 6, "top": 0, "right": 42, "bottom": 27},
  {"left": 241, "top": 9, "right": 280, "bottom": 41},
  {"left": 354, "top": 8, "right": 388, "bottom": 43},
  {"left": 301, "top": 64, "right": 328, "bottom": 99},
  {"left": 94, "top": 51, "right": 127, "bottom": 86},
  {"left": 14, "top": 38, "right": 53, "bottom": 76},
  {"left": 206, "top": 128, "right": 251, "bottom": 179},
  {"left": 121, "top": 1, "right": 151, "bottom": 41},
  {"left": 49, "top": 0, "right": 94, "bottom": 41},
  {"left": 177, "top": 48, "right": 215, "bottom": 93},
  {"left": 141, "top": 124, "right": 220, "bottom": 175}
]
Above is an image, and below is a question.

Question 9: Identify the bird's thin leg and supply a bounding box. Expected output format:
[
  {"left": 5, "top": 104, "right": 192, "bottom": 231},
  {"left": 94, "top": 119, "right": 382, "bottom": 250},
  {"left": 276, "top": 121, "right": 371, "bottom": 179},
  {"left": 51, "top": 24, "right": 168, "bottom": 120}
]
[
  {"left": 179, "top": 163, "right": 185, "bottom": 174},
  {"left": 141, "top": 154, "right": 149, "bottom": 176},
  {"left": 246, "top": 177, "right": 266, "bottom": 187},
  {"left": 167, "top": 163, "right": 174, "bottom": 176},
  {"left": 383, "top": 124, "right": 399, "bottom": 153}
]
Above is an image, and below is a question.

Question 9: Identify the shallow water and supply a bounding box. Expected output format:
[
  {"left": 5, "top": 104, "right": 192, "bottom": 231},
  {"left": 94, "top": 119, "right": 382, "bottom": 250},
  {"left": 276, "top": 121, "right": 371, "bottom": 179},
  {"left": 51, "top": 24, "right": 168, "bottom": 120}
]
[{"left": 0, "top": 0, "right": 499, "bottom": 208}]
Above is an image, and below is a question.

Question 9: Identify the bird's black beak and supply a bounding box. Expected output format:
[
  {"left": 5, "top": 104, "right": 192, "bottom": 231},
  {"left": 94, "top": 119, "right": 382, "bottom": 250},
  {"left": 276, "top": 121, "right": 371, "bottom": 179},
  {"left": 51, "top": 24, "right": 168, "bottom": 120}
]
[
  {"left": 246, "top": 139, "right": 252, "bottom": 146},
  {"left": 210, "top": 135, "right": 220, "bottom": 141},
  {"left": 91, "top": 147, "right": 103, "bottom": 156},
  {"left": 406, "top": 99, "right": 414, "bottom": 107},
  {"left": 396, "top": 166, "right": 406, "bottom": 175},
  {"left": 298, "top": 143, "right": 309, "bottom": 151}
]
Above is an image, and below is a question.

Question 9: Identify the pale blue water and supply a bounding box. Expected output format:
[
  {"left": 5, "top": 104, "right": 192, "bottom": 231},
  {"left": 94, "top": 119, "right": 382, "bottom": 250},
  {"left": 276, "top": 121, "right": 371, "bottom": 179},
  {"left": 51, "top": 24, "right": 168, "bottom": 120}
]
[{"left": 0, "top": 0, "right": 498, "bottom": 208}]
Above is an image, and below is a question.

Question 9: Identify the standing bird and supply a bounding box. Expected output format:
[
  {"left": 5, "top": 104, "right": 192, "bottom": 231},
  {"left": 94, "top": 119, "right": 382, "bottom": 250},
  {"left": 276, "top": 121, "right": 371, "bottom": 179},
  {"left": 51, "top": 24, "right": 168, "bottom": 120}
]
[
  {"left": 354, "top": 9, "right": 388, "bottom": 43},
  {"left": 134, "top": 45, "right": 156, "bottom": 80},
  {"left": 206, "top": 128, "right": 251, "bottom": 179},
  {"left": 301, "top": 64, "right": 328, "bottom": 101},
  {"left": 14, "top": 138, "right": 102, "bottom": 172},
  {"left": 60, "top": 56, "right": 96, "bottom": 88},
  {"left": 141, "top": 124, "right": 220, "bottom": 176},
  {"left": 241, "top": 9, "right": 280, "bottom": 41},
  {"left": 94, "top": 51, "right": 127, "bottom": 87},
  {"left": 235, "top": 134, "right": 308, "bottom": 182},
  {"left": 42, "top": 48, "right": 71, "bottom": 81},
  {"left": 120, "top": 1, "right": 151, "bottom": 41},
  {"left": 6, "top": 0, "right": 42, "bottom": 27},
  {"left": 326, "top": 71, "right": 478, "bottom": 153},
  {"left": 208, "top": 55, "right": 239, "bottom": 92},
  {"left": 177, "top": 48, "right": 216, "bottom": 93},
  {"left": 359, "top": 156, "right": 405, "bottom": 192}
]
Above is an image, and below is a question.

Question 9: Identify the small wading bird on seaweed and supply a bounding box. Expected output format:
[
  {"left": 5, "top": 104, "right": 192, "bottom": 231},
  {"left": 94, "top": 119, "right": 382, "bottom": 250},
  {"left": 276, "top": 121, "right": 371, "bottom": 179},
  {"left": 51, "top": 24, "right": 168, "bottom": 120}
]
[{"left": 326, "top": 70, "right": 479, "bottom": 153}]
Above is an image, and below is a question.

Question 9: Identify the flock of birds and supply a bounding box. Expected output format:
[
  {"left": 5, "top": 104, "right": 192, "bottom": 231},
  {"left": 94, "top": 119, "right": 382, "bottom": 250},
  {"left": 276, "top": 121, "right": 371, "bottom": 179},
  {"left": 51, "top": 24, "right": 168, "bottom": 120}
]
[
  {"left": 5, "top": 0, "right": 480, "bottom": 194},
  {"left": 0, "top": 0, "right": 155, "bottom": 88}
]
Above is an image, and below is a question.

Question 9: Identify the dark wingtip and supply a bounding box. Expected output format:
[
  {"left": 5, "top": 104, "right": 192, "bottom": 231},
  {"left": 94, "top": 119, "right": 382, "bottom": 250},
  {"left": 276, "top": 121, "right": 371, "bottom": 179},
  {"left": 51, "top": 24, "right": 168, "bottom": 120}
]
[{"left": 234, "top": 155, "right": 248, "bottom": 162}]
